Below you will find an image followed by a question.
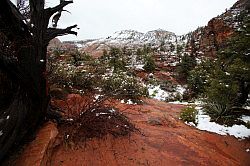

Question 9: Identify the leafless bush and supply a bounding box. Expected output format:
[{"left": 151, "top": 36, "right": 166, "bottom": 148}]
[{"left": 57, "top": 93, "right": 138, "bottom": 144}]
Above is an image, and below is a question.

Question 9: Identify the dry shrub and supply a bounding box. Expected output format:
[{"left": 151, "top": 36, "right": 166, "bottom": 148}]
[{"left": 58, "top": 94, "right": 137, "bottom": 143}]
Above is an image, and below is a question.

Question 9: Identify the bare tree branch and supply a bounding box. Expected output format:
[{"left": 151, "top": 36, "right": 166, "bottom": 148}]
[
  {"left": 46, "top": 0, "right": 73, "bottom": 17},
  {"left": 45, "top": 24, "right": 77, "bottom": 43}
]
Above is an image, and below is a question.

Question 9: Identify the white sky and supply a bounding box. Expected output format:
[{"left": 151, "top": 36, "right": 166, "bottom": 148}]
[{"left": 14, "top": 0, "right": 238, "bottom": 40}]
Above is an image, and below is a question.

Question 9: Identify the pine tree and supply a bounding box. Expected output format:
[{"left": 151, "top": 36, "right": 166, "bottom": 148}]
[
  {"left": 109, "top": 47, "right": 126, "bottom": 72},
  {"left": 143, "top": 54, "right": 156, "bottom": 72},
  {"left": 176, "top": 53, "right": 196, "bottom": 81}
]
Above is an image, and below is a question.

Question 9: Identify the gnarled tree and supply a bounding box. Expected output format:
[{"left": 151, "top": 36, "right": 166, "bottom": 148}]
[{"left": 0, "top": 0, "right": 77, "bottom": 161}]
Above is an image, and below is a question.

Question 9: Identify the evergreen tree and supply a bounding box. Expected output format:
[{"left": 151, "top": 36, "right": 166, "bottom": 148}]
[
  {"left": 170, "top": 43, "right": 175, "bottom": 52},
  {"left": 143, "top": 54, "right": 156, "bottom": 72},
  {"left": 176, "top": 53, "right": 196, "bottom": 81},
  {"left": 187, "top": 59, "right": 213, "bottom": 97},
  {"left": 109, "top": 47, "right": 126, "bottom": 72},
  {"left": 136, "top": 48, "right": 143, "bottom": 56},
  {"left": 159, "top": 41, "right": 166, "bottom": 52},
  {"left": 176, "top": 44, "right": 184, "bottom": 62},
  {"left": 208, "top": 10, "right": 250, "bottom": 107}
]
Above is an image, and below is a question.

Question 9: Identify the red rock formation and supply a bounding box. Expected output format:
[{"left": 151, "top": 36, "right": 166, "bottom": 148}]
[
  {"left": 14, "top": 122, "right": 58, "bottom": 166},
  {"left": 13, "top": 97, "right": 250, "bottom": 165},
  {"left": 186, "top": 0, "right": 247, "bottom": 59}
]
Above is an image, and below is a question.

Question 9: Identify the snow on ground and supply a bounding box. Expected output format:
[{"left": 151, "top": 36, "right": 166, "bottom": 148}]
[
  {"left": 148, "top": 85, "right": 169, "bottom": 101},
  {"left": 145, "top": 82, "right": 249, "bottom": 138},
  {"left": 169, "top": 100, "right": 202, "bottom": 105},
  {"left": 170, "top": 101, "right": 250, "bottom": 139},
  {"left": 196, "top": 109, "right": 250, "bottom": 139},
  {"left": 147, "top": 85, "right": 186, "bottom": 101},
  {"left": 169, "top": 101, "right": 190, "bottom": 105},
  {"left": 240, "top": 115, "right": 250, "bottom": 123},
  {"left": 120, "top": 99, "right": 137, "bottom": 105},
  {"left": 126, "top": 64, "right": 144, "bottom": 70},
  {"left": 176, "top": 85, "right": 186, "bottom": 95},
  {"left": 134, "top": 64, "right": 144, "bottom": 70}
]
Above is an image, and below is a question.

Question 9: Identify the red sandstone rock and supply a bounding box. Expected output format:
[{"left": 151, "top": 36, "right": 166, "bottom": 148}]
[
  {"left": 12, "top": 96, "right": 250, "bottom": 166},
  {"left": 49, "top": 97, "right": 250, "bottom": 166},
  {"left": 15, "top": 122, "right": 58, "bottom": 166}
]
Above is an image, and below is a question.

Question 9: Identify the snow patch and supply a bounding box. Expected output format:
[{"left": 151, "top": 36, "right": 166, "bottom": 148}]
[
  {"left": 67, "top": 118, "right": 74, "bottom": 121},
  {"left": 186, "top": 108, "right": 250, "bottom": 139},
  {"left": 94, "top": 94, "right": 103, "bottom": 101},
  {"left": 96, "top": 112, "right": 108, "bottom": 117},
  {"left": 240, "top": 115, "right": 250, "bottom": 123},
  {"left": 178, "top": 101, "right": 250, "bottom": 139},
  {"left": 121, "top": 99, "right": 137, "bottom": 105},
  {"left": 109, "top": 109, "right": 116, "bottom": 113},
  {"left": 148, "top": 85, "right": 169, "bottom": 101},
  {"left": 134, "top": 64, "right": 144, "bottom": 70},
  {"left": 176, "top": 85, "right": 186, "bottom": 95},
  {"left": 185, "top": 121, "right": 196, "bottom": 127},
  {"left": 169, "top": 101, "right": 191, "bottom": 105}
]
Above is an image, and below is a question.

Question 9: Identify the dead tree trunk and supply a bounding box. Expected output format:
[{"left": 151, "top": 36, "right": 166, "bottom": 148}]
[{"left": 0, "top": 0, "right": 77, "bottom": 161}]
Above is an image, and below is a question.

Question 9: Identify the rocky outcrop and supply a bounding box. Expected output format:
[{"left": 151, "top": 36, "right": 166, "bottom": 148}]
[
  {"left": 14, "top": 122, "right": 58, "bottom": 166},
  {"left": 186, "top": 0, "right": 247, "bottom": 59},
  {"left": 10, "top": 97, "right": 250, "bottom": 166}
]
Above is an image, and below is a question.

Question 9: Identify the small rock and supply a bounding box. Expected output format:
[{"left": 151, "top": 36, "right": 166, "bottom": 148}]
[{"left": 147, "top": 117, "right": 163, "bottom": 126}]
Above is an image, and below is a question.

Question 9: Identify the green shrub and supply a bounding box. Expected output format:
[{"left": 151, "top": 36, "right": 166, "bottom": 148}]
[
  {"left": 53, "top": 49, "right": 64, "bottom": 57},
  {"left": 160, "top": 80, "right": 176, "bottom": 92},
  {"left": 203, "top": 79, "right": 239, "bottom": 121},
  {"left": 48, "top": 59, "right": 101, "bottom": 93},
  {"left": 147, "top": 77, "right": 160, "bottom": 86},
  {"left": 101, "top": 72, "right": 148, "bottom": 102},
  {"left": 143, "top": 55, "right": 156, "bottom": 72},
  {"left": 108, "top": 47, "right": 127, "bottom": 72},
  {"left": 180, "top": 106, "right": 198, "bottom": 125},
  {"left": 187, "top": 60, "right": 213, "bottom": 97},
  {"left": 176, "top": 53, "right": 196, "bottom": 80}
]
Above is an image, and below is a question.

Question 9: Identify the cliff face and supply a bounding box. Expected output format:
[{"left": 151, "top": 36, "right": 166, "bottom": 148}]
[
  {"left": 186, "top": 0, "right": 248, "bottom": 59},
  {"left": 186, "top": 20, "right": 234, "bottom": 58}
]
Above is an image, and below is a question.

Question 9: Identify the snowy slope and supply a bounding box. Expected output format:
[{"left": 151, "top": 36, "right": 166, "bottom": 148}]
[{"left": 78, "top": 29, "right": 188, "bottom": 54}]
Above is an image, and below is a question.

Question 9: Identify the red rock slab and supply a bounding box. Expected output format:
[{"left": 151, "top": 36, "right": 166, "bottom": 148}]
[
  {"left": 15, "top": 122, "right": 58, "bottom": 166},
  {"left": 49, "top": 98, "right": 250, "bottom": 166}
]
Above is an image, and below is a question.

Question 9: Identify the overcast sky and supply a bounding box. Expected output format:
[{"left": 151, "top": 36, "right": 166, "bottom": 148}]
[{"left": 18, "top": 0, "right": 238, "bottom": 40}]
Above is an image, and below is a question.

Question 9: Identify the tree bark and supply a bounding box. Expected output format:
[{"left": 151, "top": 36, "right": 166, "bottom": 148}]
[{"left": 0, "top": 0, "right": 77, "bottom": 161}]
